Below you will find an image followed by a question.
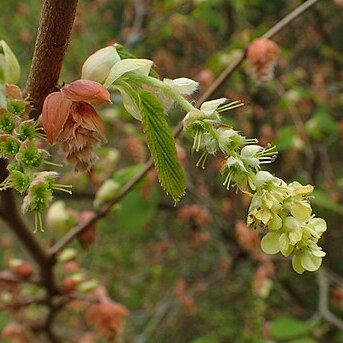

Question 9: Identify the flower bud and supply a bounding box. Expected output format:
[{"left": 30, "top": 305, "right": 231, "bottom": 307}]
[
  {"left": 46, "top": 201, "right": 73, "bottom": 232},
  {"left": 94, "top": 179, "right": 120, "bottom": 208},
  {"left": 0, "top": 40, "right": 21, "bottom": 84},
  {"left": 58, "top": 248, "right": 78, "bottom": 263},
  {"left": 247, "top": 38, "right": 279, "bottom": 84},
  {"left": 77, "top": 279, "right": 99, "bottom": 293},
  {"left": 81, "top": 45, "right": 120, "bottom": 83},
  {"left": 8, "top": 259, "right": 34, "bottom": 279}
]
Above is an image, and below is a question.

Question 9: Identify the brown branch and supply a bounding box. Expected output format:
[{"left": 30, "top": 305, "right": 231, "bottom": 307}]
[
  {"left": 49, "top": 0, "right": 322, "bottom": 257},
  {"left": 0, "top": 159, "right": 56, "bottom": 294},
  {"left": 262, "top": 0, "right": 321, "bottom": 39},
  {"left": 0, "top": 296, "right": 46, "bottom": 312},
  {"left": 0, "top": 1, "right": 79, "bottom": 340},
  {"left": 25, "top": 0, "right": 79, "bottom": 119}
]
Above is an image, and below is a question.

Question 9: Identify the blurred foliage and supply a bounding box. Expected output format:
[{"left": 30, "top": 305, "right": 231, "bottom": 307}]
[{"left": 1, "top": 0, "right": 343, "bottom": 342}]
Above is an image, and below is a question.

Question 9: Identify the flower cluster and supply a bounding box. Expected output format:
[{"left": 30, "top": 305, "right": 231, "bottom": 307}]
[
  {"left": 0, "top": 86, "right": 72, "bottom": 231},
  {"left": 183, "top": 96, "right": 326, "bottom": 273},
  {"left": 249, "top": 172, "right": 326, "bottom": 273},
  {"left": 0, "top": 42, "right": 72, "bottom": 232}
]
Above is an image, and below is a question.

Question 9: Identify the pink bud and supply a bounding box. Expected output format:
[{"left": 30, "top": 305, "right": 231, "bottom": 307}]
[
  {"left": 61, "top": 79, "right": 111, "bottom": 106},
  {"left": 247, "top": 38, "right": 280, "bottom": 83},
  {"left": 41, "top": 92, "right": 72, "bottom": 143}
]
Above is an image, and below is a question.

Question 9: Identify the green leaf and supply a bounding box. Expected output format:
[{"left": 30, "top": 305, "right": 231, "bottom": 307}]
[
  {"left": 139, "top": 90, "right": 186, "bottom": 202},
  {"left": 270, "top": 316, "right": 311, "bottom": 340}
]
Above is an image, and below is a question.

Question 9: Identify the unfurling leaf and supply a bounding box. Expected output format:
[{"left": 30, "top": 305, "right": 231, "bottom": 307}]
[{"left": 139, "top": 90, "right": 185, "bottom": 202}]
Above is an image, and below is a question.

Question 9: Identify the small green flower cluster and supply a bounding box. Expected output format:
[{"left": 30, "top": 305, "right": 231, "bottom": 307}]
[
  {"left": 249, "top": 172, "right": 326, "bottom": 273},
  {"left": 0, "top": 92, "right": 71, "bottom": 232},
  {"left": 183, "top": 99, "right": 327, "bottom": 273}
]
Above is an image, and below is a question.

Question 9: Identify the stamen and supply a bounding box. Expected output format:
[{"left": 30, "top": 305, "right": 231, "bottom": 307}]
[
  {"left": 218, "top": 101, "right": 244, "bottom": 113},
  {"left": 196, "top": 151, "right": 208, "bottom": 169}
]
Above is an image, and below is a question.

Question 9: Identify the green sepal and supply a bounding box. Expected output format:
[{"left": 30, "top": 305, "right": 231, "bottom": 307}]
[{"left": 139, "top": 90, "right": 186, "bottom": 202}]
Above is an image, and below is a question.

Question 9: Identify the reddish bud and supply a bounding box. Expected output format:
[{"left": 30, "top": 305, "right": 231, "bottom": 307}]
[
  {"left": 2, "top": 322, "right": 30, "bottom": 342},
  {"left": 61, "top": 79, "right": 111, "bottom": 106},
  {"left": 63, "top": 261, "right": 79, "bottom": 273},
  {"left": 41, "top": 92, "right": 71, "bottom": 144},
  {"left": 247, "top": 38, "right": 279, "bottom": 83},
  {"left": 8, "top": 259, "right": 34, "bottom": 279},
  {"left": 5, "top": 83, "right": 22, "bottom": 99},
  {"left": 78, "top": 211, "right": 98, "bottom": 247},
  {"left": 85, "top": 286, "right": 128, "bottom": 338},
  {"left": 62, "top": 277, "right": 78, "bottom": 292}
]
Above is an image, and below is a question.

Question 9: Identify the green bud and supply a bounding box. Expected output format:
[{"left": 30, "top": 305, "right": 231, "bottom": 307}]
[
  {"left": 7, "top": 99, "right": 26, "bottom": 116},
  {"left": 15, "top": 120, "right": 41, "bottom": 141},
  {"left": 46, "top": 201, "right": 72, "bottom": 231},
  {"left": 0, "top": 40, "right": 20, "bottom": 84},
  {"left": 77, "top": 279, "right": 99, "bottom": 293},
  {"left": 9, "top": 170, "right": 32, "bottom": 193},
  {"left": 94, "top": 179, "right": 120, "bottom": 208},
  {"left": 16, "top": 142, "right": 48, "bottom": 168},
  {"left": 0, "top": 134, "right": 20, "bottom": 157},
  {"left": 58, "top": 248, "right": 78, "bottom": 263},
  {"left": 22, "top": 179, "right": 52, "bottom": 213},
  {"left": 0, "top": 112, "right": 17, "bottom": 133}
]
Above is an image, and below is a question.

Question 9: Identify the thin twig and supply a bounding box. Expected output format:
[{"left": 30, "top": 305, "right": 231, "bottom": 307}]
[
  {"left": 0, "top": 296, "right": 46, "bottom": 311},
  {"left": 0, "top": 159, "right": 56, "bottom": 294},
  {"left": 49, "top": 0, "right": 323, "bottom": 257},
  {"left": 317, "top": 268, "right": 343, "bottom": 330}
]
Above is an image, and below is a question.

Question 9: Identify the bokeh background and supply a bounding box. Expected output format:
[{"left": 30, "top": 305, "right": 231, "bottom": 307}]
[{"left": 1, "top": 0, "right": 343, "bottom": 342}]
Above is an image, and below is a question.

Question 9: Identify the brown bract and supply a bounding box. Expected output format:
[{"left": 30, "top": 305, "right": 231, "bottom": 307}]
[
  {"left": 41, "top": 80, "right": 111, "bottom": 171},
  {"left": 85, "top": 286, "right": 128, "bottom": 339},
  {"left": 247, "top": 38, "right": 280, "bottom": 83}
]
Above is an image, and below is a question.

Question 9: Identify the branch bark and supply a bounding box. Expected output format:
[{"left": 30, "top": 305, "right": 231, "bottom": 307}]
[{"left": 25, "top": 0, "right": 79, "bottom": 119}]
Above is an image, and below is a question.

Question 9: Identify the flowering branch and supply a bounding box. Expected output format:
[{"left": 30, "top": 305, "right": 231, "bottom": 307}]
[{"left": 49, "top": 0, "right": 323, "bottom": 258}]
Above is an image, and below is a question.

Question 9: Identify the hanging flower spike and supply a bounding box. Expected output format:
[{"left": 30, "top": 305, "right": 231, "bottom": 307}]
[
  {"left": 247, "top": 38, "right": 280, "bottom": 84},
  {"left": 41, "top": 80, "right": 110, "bottom": 171}
]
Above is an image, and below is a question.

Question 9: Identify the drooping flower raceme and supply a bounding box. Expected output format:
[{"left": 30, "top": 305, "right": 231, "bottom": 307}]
[
  {"left": 183, "top": 94, "right": 326, "bottom": 273},
  {"left": 41, "top": 79, "right": 111, "bottom": 171},
  {"left": 79, "top": 44, "right": 327, "bottom": 273}
]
